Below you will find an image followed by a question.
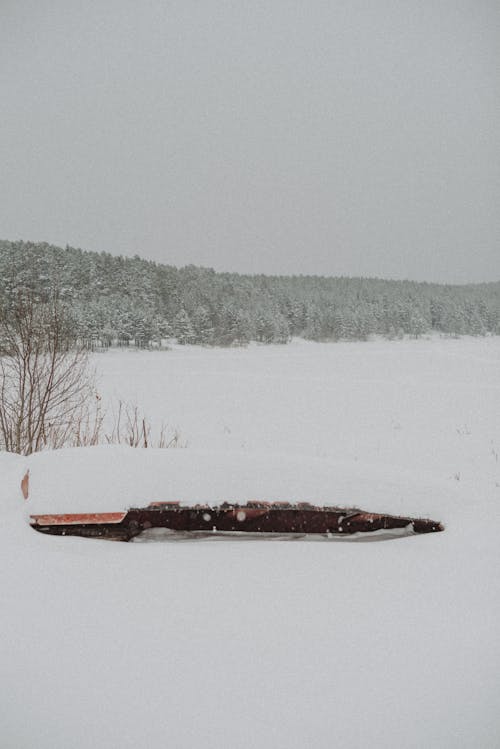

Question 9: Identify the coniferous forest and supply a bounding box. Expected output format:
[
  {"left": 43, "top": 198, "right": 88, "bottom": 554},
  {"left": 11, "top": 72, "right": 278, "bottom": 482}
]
[{"left": 1, "top": 240, "right": 499, "bottom": 348}]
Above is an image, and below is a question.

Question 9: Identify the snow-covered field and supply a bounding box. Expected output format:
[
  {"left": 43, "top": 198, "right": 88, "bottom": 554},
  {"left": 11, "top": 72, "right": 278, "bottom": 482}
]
[{"left": 1, "top": 337, "right": 500, "bottom": 748}]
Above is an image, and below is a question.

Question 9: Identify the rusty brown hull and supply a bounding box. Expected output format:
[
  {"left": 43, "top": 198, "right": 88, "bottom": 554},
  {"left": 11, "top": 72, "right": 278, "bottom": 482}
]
[{"left": 30, "top": 502, "right": 444, "bottom": 541}]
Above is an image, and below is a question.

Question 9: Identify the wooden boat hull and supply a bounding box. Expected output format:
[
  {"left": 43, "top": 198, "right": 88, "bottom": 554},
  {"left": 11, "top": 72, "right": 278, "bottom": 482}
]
[{"left": 30, "top": 502, "right": 444, "bottom": 542}]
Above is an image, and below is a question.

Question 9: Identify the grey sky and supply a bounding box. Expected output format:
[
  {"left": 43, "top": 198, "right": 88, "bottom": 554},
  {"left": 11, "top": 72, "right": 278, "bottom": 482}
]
[{"left": 1, "top": 1, "right": 499, "bottom": 283}]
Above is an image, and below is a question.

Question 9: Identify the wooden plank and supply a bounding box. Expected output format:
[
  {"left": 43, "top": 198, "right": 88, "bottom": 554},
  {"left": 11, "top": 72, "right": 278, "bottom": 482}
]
[{"left": 30, "top": 512, "right": 127, "bottom": 526}]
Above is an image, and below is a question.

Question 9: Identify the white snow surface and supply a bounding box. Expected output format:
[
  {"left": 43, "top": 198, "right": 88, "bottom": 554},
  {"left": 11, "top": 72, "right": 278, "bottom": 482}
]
[{"left": 1, "top": 337, "right": 500, "bottom": 748}]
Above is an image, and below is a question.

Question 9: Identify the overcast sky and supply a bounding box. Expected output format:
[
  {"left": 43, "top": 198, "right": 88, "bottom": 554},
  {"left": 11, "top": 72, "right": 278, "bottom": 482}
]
[{"left": 1, "top": 1, "right": 499, "bottom": 283}]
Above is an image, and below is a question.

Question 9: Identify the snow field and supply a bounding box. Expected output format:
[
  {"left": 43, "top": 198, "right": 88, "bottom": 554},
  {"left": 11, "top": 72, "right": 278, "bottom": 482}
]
[{"left": 1, "top": 336, "right": 499, "bottom": 748}]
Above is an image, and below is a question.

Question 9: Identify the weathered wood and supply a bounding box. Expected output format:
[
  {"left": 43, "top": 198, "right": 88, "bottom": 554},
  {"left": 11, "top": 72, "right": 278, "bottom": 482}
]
[{"left": 30, "top": 502, "right": 444, "bottom": 541}]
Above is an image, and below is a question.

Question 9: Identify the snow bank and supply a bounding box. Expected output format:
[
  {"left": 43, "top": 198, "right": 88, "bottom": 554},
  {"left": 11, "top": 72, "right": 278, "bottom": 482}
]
[{"left": 25, "top": 444, "right": 454, "bottom": 522}]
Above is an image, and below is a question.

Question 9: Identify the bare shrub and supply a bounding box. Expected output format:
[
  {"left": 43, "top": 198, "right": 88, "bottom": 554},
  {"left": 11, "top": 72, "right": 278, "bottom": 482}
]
[
  {"left": 0, "top": 291, "right": 183, "bottom": 454},
  {"left": 0, "top": 291, "right": 95, "bottom": 455},
  {"left": 69, "top": 392, "right": 105, "bottom": 447},
  {"left": 104, "top": 400, "right": 183, "bottom": 449}
]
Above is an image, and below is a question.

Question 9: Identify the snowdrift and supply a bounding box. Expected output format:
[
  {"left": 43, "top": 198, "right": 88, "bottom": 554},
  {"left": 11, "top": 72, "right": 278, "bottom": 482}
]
[{"left": 22, "top": 445, "right": 454, "bottom": 523}]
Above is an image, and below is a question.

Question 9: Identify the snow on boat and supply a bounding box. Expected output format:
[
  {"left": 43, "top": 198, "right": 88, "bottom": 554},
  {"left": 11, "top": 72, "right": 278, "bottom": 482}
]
[{"left": 29, "top": 501, "right": 444, "bottom": 541}]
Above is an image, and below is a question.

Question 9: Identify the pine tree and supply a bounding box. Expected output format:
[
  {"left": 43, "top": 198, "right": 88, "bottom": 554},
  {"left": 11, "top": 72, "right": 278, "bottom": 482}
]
[{"left": 173, "top": 308, "right": 195, "bottom": 345}]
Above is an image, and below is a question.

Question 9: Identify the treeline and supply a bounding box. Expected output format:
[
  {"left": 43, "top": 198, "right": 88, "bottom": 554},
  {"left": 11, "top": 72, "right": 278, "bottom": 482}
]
[{"left": 1, "top": 240, "right": 499, "bottom": 348}]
